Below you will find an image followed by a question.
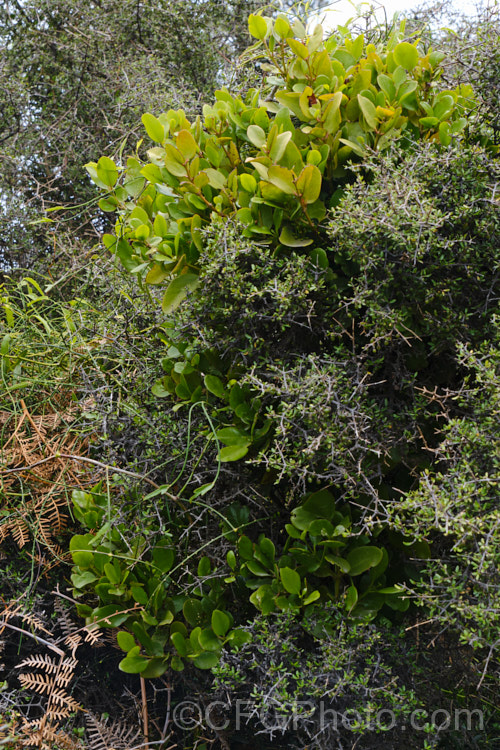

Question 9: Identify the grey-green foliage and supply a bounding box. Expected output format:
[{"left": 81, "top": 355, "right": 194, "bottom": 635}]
[
  {"left": 393, "top": 325, "right": 500, "bottom": 690},
  {"left": 211, "top": 609, "right": 448, "bottom": 749},
  {"left": 404, "top": 1, "right": 500, "bottom": 141}
]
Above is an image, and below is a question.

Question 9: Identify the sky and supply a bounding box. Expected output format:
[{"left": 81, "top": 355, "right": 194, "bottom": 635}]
[{"left": 311, "top": 0, "right": 483, "bottom": 29}]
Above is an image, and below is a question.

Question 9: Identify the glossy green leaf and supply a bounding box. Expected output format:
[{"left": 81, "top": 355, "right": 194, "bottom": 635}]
[
  {"left": 151, "top": 380, "right": 171, "bottom": 398},
  {"left": 146, "top": 264, "right": 169, "bottom": 285},
  {"left": 204, "top": 374, "right": 225, "bottom": 398},
  {"left": 98, "top": 197, "right": 117, "bottom": 212},
  {"left": 152, "top": 546, "right": 174, "bottom": 573},
  {"left": 219, "top": 444, "right": 249, "bottom": 462},
  {"left": 162, "top": 273, "right": 199, "bottom": 313},
  {"left": 216, "top": 427, "right": 250, "bottom": 445},
  {"left": 274, "top": 15, "right": 291, "bottom": 40},
  {"left": 345, "top": 584, "right": 358, "bottom": 611},
  {"left": 171, "top": 631, "right": 189, "bottom": 657},
  {"left": 346, "top": 546, "right": 384, "bottom": 576},
  {"left": 227, "top": 550, "right": 237, "bottom": 571},
  {"left": 131, "top": 586, "right": 149, "bottom": 605},
  {"left": 325, "top": 555, "right": 351, "bottom": 573},
  {"left": 199, "top": 628, "right": 221, "bottom": 651},
  {"left": 377, "top": 73, "right": 396, "bottom": 102},
  {"left": 197, "top": 556, "right": 211, "bottom": 577},
  {"left": 247, "top": 125, "right": 267, "bottom": 149},
  {"left": 171, "top": 655, "right": 185, "bottom": 671},
  {"left": 176, "top": 129, "right": 199, "bottom": 159},
  {"left": 193, "top": 651, "right": 219, "bottom": 669},
  {"left": 279, "top": 226, "right": 313, "bottom": 247},
  {"left": 141, "top": 657, "right": 169, "bottom": 679},
  {"left": 204, "top": 168, "right": 227, "bottom": 189},
  {"left": 249, "top": 584, "right": 276, "bottom": 615},
  {"left": 303, "top": 590, "right": 320, "bottom": 605},
  {"left": 267, "top": 165, "right": 296, "bottom": 195},
  {"left": 70, "top": 571, "right": 97, "bottom": 589},
  {"left": 69, "top": 535, "right": 94, "bottom": 568},
  {"left": 211, "top": 609, "right": 230, "bottom": 637},
  {"left": 439, "top": 121, "right": 452, "bottom": 146},
  {"left": 227, "top": 628, "right": 252, "bottom": 649},
  {"left": 117, "top": 631, "right": 136, "bottom": 652},
  {"left": 183, "top": 598, "right": 204, "bottom": 627},
  {"left": 119, "top": 651, "right": 150, "bottom": 674},
  {"left": 280, "top": 566, "right": 301, "bottom": 595},
  {"left": 238, "top": 536, "right": 253, "bottom": 560},
  {"left": 269, "top": 131, "right": 292, "bottom": 162},
  {"left": 240, "top": 173, "right": 257, "bottom": 192}
]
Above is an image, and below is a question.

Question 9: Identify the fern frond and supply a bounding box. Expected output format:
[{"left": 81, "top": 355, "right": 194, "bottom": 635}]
[
  {"left": 84, "top": 625, "right": 103, "bottom": 646},
  {"left": 14, "top": 607, "right": 51, "bottom": 635},
  {"left": 64, "top": 633, "right": 82, "bottom": 655},
  {"left": 46, "top": 705, "right": 72, "bottom": 721},
  {"left": 18, "top": 722, "right": 81, "bottom": 750},
  {"left": 18, "top": 672, "right": 55, "bottom": 695},
  {"left": 17, "top": 653, "right": 73, "bottom": 673},
  {"left": 48, "top": 687, "right": 80, "bottom": 712},
  {"left": 11, "top": 518, "right": 30, "bottom": 548},
  {"left": 54, "top": 600, "right": 76, "bottom": 636},
  {"left": 86, "top": 712, "right": 142, "bottom": 750},
  {"left": 47, "top": 728, "right": 82, "bottom": 749}
]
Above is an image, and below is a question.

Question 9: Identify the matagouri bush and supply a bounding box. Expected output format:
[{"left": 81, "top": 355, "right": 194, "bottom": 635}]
[{"left": 1, "top": 2, "right": 499, "bottom": 749}]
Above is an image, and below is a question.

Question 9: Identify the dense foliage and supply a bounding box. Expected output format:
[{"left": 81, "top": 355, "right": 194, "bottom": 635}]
[{"left": 0, "top": 2, "right": 499, "bottom": 749}]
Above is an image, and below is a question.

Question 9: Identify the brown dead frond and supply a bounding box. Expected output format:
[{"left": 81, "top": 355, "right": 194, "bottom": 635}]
[
  {"left": 0, "top": 396, "right": 100, "bottom": 565},
  {"left": 85, "top": 712, "right": 142, "bottom": 750},
  {"left": 14, "top": 650, "right": 82, "bottom": 749},
  {"left": 18, "top": 718, "right": 82, "bottom": 750},
  {"left": 0, "top": 602, "right": 52, "bottom": 637}
]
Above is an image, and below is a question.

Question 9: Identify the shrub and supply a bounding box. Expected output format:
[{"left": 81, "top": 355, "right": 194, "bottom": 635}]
[{"left": 71, "top": 14, "right": 499, "bottom": 748}]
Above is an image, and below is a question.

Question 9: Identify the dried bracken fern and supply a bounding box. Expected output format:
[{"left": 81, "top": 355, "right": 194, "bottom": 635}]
[
  {"left": 0, "top": 397, "right": 99, "bottom": 564},
  {"left": 0, "top": 602, "right": 52, "bottom": 637},
  {"left": 3, "top": 608, "right": 83, "bottom": 750},
  {"left": 14, "top": 651, "right": 81, "bottom": 749},
  {"left": 85, "top": 712, "right": 142, "bottom": 750},
  {"left": 17, "top": 718, "right": 82, "bottom": 750}
]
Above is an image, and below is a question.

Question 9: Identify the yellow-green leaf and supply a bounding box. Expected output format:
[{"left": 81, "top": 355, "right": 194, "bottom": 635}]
[
  {"left": 248, "top": 14, "right": 268, "bottom": 40},
  {"left": 267, "top": 165, "right": 296, "bottom": 195},
  {"left": 247, "top": 124, "right": 267, "bottom": 149},
  {"left": 269, "top": 131, "right": 292, "bottom": 162},
  {"left": 274, "top": 15, "right": 291, "bottom": 40},
  {"left": 204, "top": 374, "right": 225, "bottom": 398},
  {"left": 176, "top": 129, "right": 199, "bottom": 160},
  {"left": 142, "top": 113, "right": 165, "bottom": 143},
  {"left": 204, "top": 168, "right": 227, "bottom": 190},
  {"left": 287, "top": 37, "right": 309, "bottom": 59},
  {"left": 357, "top": 94, "right": 377, "bottom": 130},
  {"left": 96, "top": 156, "right": 118, "bottom": 188},
  {"left": 240, "top": 173, "right": 257, "bottom": 192},
  {"left": 146, "top": 263, "right": 169, "bottom": 285},
  {"left": 296, "top": 164, "right": 322, "bottom": 204},
  {"left": 393, "top": 42, "right": 419, "bottom": 71}
]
